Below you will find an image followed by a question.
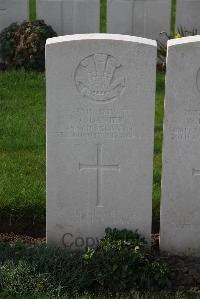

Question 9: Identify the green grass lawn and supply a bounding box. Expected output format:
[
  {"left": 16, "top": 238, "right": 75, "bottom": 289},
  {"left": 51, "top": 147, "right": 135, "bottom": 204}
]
[
  {"left": 72, "top": 296, "right": 197, "bottom": 299},
  {"left": 29, "top": 0, "right": 36, "bottom": 21},
  {"left": 100, "top": 0, "right": 107, "bottom": 32},
  {"left": 86, "top": 296, "right": 198, "bottom": 299},
  {"left": 153, "top": 72, "right": 165, "bottom": 229},
  {"left": 0, "top": 71, "right": 46, "bottom": 223},
  {"left": 1, "top": 293, "right": 200, "bottom": 299},
  {"left": 1, "top": 293, "right": 199, "bottom": 299},
  {"left": 0, "top": 0, "right": 170, "bottom": 227},
  {"left": 0, "top": 70, "right": 165, "bottom": 228},
  {"left": 171, "top": 0, "right": 177, "bottom": 35}
]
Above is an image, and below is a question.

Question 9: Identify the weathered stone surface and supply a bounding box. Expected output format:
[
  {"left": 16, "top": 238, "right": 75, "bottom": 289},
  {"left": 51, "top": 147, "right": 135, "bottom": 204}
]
[
  {"left": 46, "top": 34, "right": 156, "bottom": 249},
  {"left": 0, "top": 0, "right": 29, "bottom": 33},
  {"left": 107, "top": 0, "right": 171, "bottom": 40},
  {"left": 107, "top": 0, "right": 135, "bottom": 36},
  {"left": 176, "top": 0, "right": 200, "bottom": 32},
  {"left": 36, "top": 0, "right": 100, "bottom": 36},
  {"left": 160, "top": 36, "right": 200, "bottom": 256}
]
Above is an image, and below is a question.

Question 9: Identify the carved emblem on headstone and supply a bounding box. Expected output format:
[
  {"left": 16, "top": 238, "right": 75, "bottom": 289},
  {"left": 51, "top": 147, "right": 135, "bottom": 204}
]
[{"left": 75, "top": 53, "right": 125, "bottom": 102}]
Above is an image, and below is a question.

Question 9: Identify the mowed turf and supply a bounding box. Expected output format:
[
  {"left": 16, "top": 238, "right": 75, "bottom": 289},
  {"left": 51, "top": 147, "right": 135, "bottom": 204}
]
[
  {"left": 0, "top": 0, "right": 166, "bottom": 228},
  {"left": 0, "top": 70, "right": 165, "bottom": 228},
  {"left": 153, "top": 72, "right": 165, "bottom": 229},
  {"left": 1, "top": 292, "right": 199, "bottom": 299},
  {"left": 0, "top": 71, "right": 46, "bottom": 222},
  {"left": 29, "top": 0, "right": 36, "bottom": 21}
]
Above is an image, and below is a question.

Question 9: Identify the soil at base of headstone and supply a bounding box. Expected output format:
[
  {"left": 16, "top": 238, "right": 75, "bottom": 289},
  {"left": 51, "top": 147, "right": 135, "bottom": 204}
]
[
  {"left": 161, "top": 254, "right": 200, "bottom": 293},
  {"left": 0, "top": 216, "right": 45, "bottom": 237},
  {"left": 0, "top": 232, "right": 199, "bottom": 293},
  {"left": 152, "top": 234, "right": 200, "bottom": 293},
  {"left": 0, "top": 232, "right": 46, "bottom": 246}
]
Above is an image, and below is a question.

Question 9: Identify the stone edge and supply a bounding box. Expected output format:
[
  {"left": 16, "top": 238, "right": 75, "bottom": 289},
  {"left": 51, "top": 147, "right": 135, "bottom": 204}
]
[
  {"left": 46, "top": 33, "right": 157, "bottom": 47},
  {"left": 168, "top": 35, "right": 200, "bottom": 47}
]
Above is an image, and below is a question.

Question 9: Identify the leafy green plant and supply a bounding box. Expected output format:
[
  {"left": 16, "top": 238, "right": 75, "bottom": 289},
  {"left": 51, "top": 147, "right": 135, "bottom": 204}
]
[
  {"left": 0, "top": 229, "right": 169, "bottom": 296},
  {"left": 158, "top": 26, "right": 198, "bottom": 68},
  {"left": 83, "top": 228, "right": 168, "bottom": 292},
  {"left": 0, "top": 242, "right": 87, "bottom": 296},
  {"left": 0, "top": 20, "right": 56, "bottom": 71}
]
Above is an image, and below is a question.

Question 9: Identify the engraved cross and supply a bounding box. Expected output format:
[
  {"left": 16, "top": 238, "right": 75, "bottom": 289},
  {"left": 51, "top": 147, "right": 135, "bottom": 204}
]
[{"left": 79, "top": 144, "right": 120, "bottom": 207}]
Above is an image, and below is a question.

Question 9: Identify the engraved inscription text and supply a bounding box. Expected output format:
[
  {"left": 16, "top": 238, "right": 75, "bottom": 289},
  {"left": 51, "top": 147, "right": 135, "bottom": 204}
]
[{"left": 57, "top": 108, "right": 135, "bottom": 139}]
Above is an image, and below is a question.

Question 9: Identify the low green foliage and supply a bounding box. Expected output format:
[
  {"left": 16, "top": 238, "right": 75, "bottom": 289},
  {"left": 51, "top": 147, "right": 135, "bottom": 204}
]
[
  {"left": 83, "top": 228, "right": 168, "bottom": 292},
  {"left": 0, "top": 242, "right": 85, "bottom": 296},
  {"left": 0, "top": 229, "right": 169, "bottom": 297},
  {"left": 0, "top": 260, "right": 54, "bottom": 297},
  {"left": 0, "top": 293, "right": 199, "bottom": 299},
  {"left": 0, "top": 20, "right": 56, "bottom": 71}
]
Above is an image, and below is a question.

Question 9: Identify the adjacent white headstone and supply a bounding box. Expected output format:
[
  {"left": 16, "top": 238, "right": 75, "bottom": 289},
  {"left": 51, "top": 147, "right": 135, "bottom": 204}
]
[
  {"left": 46, "top": 34, "right": 157, "bottom": 249},
  {"left": 0, "top": 0, "right": 29, "bottom": 33},
  {"left": 160, "top": 36, "right": 200, "bottom": 256},
  {"left": 176, "top": 0, "right": 200, "bottom": 33},
  {"left": 36, "top": 0, "right": 100, "bottom": 36},
  {"left": 107, "top": 0, "right": 171, "bottom": 40},
  {"left": 107, "top": 0, "right": 135, "bottom": 36}
]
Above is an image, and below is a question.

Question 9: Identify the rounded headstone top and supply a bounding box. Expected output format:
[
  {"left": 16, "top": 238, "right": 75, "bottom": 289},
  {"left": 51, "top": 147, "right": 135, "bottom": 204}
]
[
  {"left": 168, "top": 35, "right": 200, "bottom": 47},
  {"left": 46, "top": 33, "right": 157, "bottom": 47}
]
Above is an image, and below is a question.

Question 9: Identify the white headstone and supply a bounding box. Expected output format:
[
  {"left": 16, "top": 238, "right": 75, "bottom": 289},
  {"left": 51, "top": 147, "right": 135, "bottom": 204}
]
[
  {"left": 107, "top": 0, "right": 171, "bottom": 41},
  {"left": 107, "top": 0, "right": 135, "bottom": 36},
  {"left": 176, "top": 0, "right": 200, "bottom": 33},
  {"left": 46, "top": 34, "right": 157, "bottom": 249},
  {"left": 36, "top": 0, "right": 100, "bottom": 36},
  {"left": 160, "top": 36, "right": 200, "bottom": 256},
  {"left": 0, "top": 0, "right": 29, "bottom": 33}
]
